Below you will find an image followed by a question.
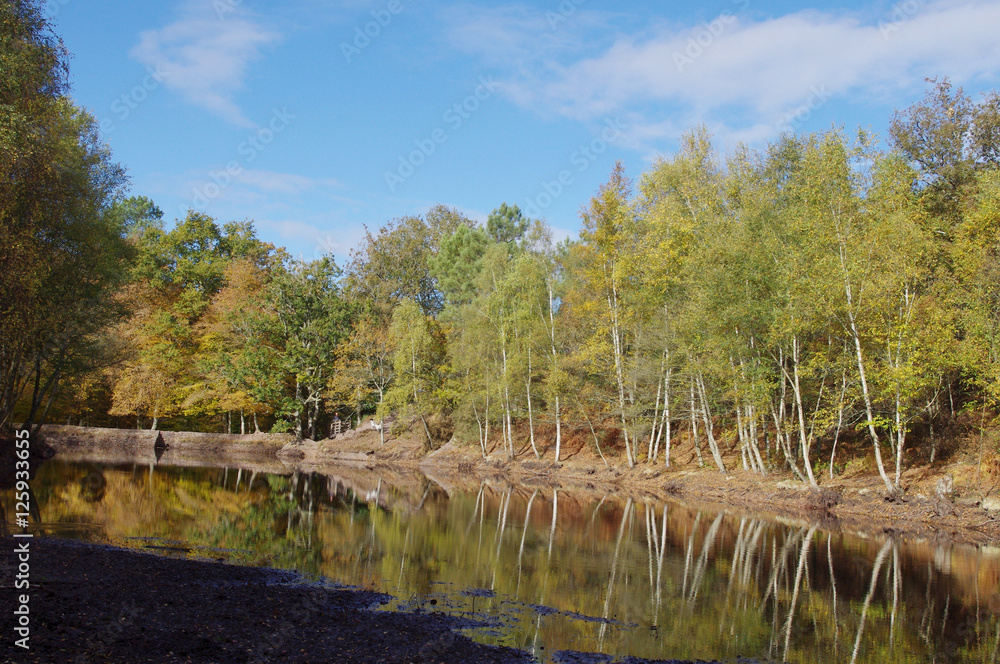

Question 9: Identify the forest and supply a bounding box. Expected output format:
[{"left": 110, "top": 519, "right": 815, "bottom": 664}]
[{"left": 4, "top": 1, "right": 1000, "bottom": 497}]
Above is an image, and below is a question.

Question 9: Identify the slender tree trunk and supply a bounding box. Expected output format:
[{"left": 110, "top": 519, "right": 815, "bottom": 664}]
[
  {"left": 697, "top": 373, "right": 727, "bottom": 473},
  {"left": 418, "top": 413, "right": 433, "bottom": 452},
  {"left": 841, "top": 240, "right": 895, "bottom": 494},
  {"left": 472, "top": 398, "right": 487, "bottom": 459},
  {"left": 736, "top": 402, "right": 749, "bottom": 471},
  {"left": 580, "top": 401, "right": 610, "bottom": 468},
  {"left": 894, "top": 390, "right": 905, "bottom": 489},
  {"left": 484, "top": 386, "right": 491, "bottom": 456},
  {"left": 547, "top": 280, "right": 562, "bottom": 462},
  {"left": 553, "top": 396, "right": 561, "bottom": 462},
  {"left": 689, "top": 378, "right": 704, "bottom": 467},
  {"left": 526, "top": 346, "right": 539, "bottom": 459},
  {"left": 608, "top": 283, "right": 634, "bottom": 467},
  {"left": 830, "top": 366, "right": 847, "bottom": 478},
  {"left": 747, "top": 404, "right": 766, "bottom": 476},
  {"left": 791, "top": 337, "right": 819, "bottom": 488},
  {"left": 849, "top": 311, "right": 894, "bottom": 494},
  {"left": 662, "top": 368, "right": 672, "bottom": 467},
  {"left": 648, "top": 377, "right": 662, "bottom": 463},
  {"left": 501, "top": 345, "right": 514, "bottom": 459}
]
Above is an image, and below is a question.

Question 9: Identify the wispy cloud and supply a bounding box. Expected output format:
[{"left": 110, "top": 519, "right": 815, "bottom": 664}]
[
  {"left": 130, "top": 1, "right": 281, "bottom": 127},
  {"left": 450, "top": 1, "right": 1000, "bottom": 151}
]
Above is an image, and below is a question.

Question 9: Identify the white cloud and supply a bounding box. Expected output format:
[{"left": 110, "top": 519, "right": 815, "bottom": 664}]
[
  {"left": 131, "top": 1, "right": 281, "bottom": 127},
  {"left": 452, "top": 1, "right": 1000, "bottom": 151},
  {"left": 235, "top": 169, "right": 317, "bottom": 194}
]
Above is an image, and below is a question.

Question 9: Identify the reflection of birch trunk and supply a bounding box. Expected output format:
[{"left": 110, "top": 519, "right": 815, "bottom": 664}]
[
  {"left": 397, "top": 522, "right": 412, "bottom": 589},
  {"left": 656, "top": 506, "right": 667, "bottom": 615},
  {"left": 465, "top": 481, "right": 485, "bottom": 539},
  {"left": 516, "top": 490, "right": 538, "bottom": 594},
  {"left": 491, "top": 489, "right": 512, "bottom": 591},
  {"left": 727, "top": 519, "right": 765, "bottom": 596},
  {"left": 495, "top": 488, "right": 512, "bottom": 552},
  {"left": 783, "top": 526, "right": 817, "bottom": 662},
  {"left": 600, "top": 498, "right": 633, "bottom": 646},
  {"left": 828, "top": 535, "right": 839, "bottom": 652},
  {"left": 850, "top": 538, "right": 894, "bottom": 664},
  {"left": 644, "top": 503, "right": 668, "bottom": 616},
  {"left": 688, "top": 512, "right": 724, "bottom": 604},
  {"left": 727, "top": 518, "right": 749, "bottom": 596},
  {"left": 682, "top": 512, "right": 703, "bottom": 599},
  {"left": 547, "top": 489, "right": 559, "bottom": 562},
  {"left": 763, "top": 528, "right": 805, "bottom": 608},
  {"left": 890, "top": 540, "right": 900, "bottom": 652}
]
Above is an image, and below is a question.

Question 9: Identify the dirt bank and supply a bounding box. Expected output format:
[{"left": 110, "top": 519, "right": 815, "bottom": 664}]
[{"left": 39, "top": 424, "right": 1000, "bottom": 549}]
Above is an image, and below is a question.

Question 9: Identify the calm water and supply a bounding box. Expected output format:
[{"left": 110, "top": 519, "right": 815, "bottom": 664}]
[{"left": 5, "top": 456, "right": 1000, "bottom": 663}]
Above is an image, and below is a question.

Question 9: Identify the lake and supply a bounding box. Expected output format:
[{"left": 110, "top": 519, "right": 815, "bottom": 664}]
[{"left": 6, "top": 455, "right": 1000, "bottom": 663}]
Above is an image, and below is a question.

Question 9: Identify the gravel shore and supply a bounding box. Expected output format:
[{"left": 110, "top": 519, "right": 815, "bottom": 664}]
[{"left": 0, "top": 537, "right": 738, "bottom": 664}]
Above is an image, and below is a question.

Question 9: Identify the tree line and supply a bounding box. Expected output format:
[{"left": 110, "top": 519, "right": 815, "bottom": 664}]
[{"left": 5, "top": 2, "right": 1000, "bottom": 491}]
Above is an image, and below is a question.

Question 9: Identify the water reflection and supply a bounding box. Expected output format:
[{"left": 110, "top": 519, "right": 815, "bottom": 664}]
[{"left": 4, "top": 457, "right": 1000, "bottom": 663}]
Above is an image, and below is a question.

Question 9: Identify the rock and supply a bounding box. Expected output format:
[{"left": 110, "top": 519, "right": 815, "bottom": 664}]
[{"left": 983, "top": 496, "right": 1000, "bottom": 512}]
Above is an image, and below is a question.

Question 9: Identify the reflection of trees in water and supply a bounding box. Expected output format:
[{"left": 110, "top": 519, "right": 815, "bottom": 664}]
[{"left": 15, "top": 461, "right": 1000, "bottom": 663}]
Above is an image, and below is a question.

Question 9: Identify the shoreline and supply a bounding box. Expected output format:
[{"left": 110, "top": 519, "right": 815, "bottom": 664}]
[
  {"left": 37, "top": 424, "right": 1000, "bottom": 549},
  {"left": 0, "top": 536, "right": 537, "bottom": 664}
]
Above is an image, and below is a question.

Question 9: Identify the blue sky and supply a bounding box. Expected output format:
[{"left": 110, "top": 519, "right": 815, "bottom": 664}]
[{"left": 49, "top": 0, "right": 1000, "bottom": 263}]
